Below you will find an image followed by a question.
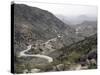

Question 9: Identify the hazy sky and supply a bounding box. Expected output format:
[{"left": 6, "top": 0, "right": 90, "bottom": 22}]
[{"left": 14, "top": 1, "right": 97, "bottom": 17}]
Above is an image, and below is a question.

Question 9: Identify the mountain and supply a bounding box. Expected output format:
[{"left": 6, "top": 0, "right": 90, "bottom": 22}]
[
  {"left": 55, "top": 15, "right": 73, "bottom": 25},
  {"left": 49, "top": 33, "right": 97, "bottom": 69},
  {"left": 13, "top": 4, "right": 81, "bottom": 55},
  {"left": 73, "top": 21, "right": 97, "bottom": 37},
  {"left": 56, "top": 15, "right": 97, "bottom": 25}
]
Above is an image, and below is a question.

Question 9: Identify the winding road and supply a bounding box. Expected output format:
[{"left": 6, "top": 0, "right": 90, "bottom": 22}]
[{"left": 18, "top": 45, "right": 53, "bottom": 63}]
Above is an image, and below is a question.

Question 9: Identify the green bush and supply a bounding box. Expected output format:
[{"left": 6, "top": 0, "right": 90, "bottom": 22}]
[{"left": 67, "top": 51, "right": 81, "bottom": 63}]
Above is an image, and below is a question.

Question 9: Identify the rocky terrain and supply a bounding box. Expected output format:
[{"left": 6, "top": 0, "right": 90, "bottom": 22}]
[
  {"left": 72, "top": 21, "right": 97, "bottom": 37},
  {"left": 14, "top": 4, "right": 80, "bottom": 55},
  {"left": 12, "top": 3, "right": 97, "bottom": 74}
]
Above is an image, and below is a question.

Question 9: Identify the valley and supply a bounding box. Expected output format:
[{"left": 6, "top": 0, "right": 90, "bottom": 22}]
[{"left": 12, "top": 3, "right": 97, "bottom": 74}]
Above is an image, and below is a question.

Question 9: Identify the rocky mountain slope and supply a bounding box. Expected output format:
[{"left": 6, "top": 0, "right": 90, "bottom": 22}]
[
  {"left": 13, "top": 4, "right": 81, "bottom": 55},
  {"left": 73, "top": 21, "right": 97, "bottom": 37},
  {"left": 47, "top": 33, "right": 97, "bottom": 71}
]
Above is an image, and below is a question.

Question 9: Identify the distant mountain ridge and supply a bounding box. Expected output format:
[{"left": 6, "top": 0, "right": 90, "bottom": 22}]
[{"left": 56, "top": 15, "right": 97, "bottom": 25}]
